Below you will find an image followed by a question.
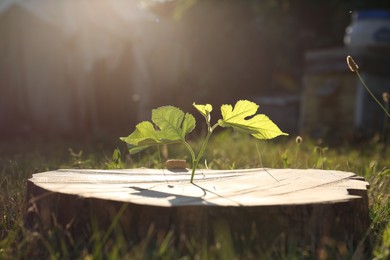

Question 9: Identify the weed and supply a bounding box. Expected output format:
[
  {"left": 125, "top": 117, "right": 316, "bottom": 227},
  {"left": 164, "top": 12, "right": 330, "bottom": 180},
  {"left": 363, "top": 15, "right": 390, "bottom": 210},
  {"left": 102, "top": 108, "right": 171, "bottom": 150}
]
[{"left": 346, "top": 56, "right": 390, "bottom": 119}]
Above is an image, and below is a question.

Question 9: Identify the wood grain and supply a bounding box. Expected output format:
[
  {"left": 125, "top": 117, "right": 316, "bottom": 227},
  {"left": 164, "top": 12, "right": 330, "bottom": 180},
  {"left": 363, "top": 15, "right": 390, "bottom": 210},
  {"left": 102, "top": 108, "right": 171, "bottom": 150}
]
[
  {"left": 25, "top": 168, "right": 370, "bottom": 258},
  {"left": 27, "top": 168, "right": 368, "bottom": 206}
]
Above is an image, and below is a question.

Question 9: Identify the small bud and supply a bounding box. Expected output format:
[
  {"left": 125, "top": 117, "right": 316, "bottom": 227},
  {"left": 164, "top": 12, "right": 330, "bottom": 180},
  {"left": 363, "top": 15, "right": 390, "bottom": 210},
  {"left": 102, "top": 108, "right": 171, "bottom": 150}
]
[
  {"left": 295, "top": 136, "right": 303, "bottom": 144},
  {"left": 383, "top": 92, "right": 389, "bottom": 103},
  {"left": 346, "top": 55, "right": 359, "bottom": 72}
]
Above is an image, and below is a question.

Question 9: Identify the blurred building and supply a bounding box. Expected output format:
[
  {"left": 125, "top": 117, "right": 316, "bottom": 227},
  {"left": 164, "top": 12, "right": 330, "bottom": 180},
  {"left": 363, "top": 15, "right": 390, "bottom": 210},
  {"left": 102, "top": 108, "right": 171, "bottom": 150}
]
[
  {"left": 0, "top": 0, "right": 161, "bottom": 138},
  {"left": 0, "top": 0, "right": 305, "bottom": 139},
  {"left": 300, "top": 10, "right": 390, "bottom": 139}
]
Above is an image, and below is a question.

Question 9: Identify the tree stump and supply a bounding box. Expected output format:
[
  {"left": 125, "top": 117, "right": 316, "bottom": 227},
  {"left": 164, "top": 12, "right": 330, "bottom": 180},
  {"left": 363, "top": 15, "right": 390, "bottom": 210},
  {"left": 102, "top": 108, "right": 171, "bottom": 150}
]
[{"left": 25, "top": 168, "right": 370, "bottom": 257}]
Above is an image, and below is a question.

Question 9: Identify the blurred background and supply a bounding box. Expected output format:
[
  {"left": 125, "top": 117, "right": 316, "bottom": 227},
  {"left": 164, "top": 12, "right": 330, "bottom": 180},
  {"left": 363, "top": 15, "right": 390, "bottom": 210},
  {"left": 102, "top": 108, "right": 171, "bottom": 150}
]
[{"left": 0, "top": 0, "right": 389, "bottom": 141}]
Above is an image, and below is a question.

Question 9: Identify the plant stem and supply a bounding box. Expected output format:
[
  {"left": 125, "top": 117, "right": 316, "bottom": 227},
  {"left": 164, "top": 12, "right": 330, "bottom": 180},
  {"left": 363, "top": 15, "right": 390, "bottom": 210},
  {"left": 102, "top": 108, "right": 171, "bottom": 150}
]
[
  {"left": 182, "top": 140, "right": 196, "bottom": 171},
  {"left": 190, "top": 123, "right": 219, "bottom": 183},
  {"left": 356, "top": 71, "right": 390, "bottom": 118}
]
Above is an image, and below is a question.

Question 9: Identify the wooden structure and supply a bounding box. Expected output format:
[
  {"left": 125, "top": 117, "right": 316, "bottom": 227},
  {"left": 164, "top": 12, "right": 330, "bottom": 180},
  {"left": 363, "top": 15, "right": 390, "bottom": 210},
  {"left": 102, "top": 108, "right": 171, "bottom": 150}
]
[
  {"left": 1, "top": 1, "right": 288, "bottom": 138},
  {"left": 26, "top": 168, "right": 370, "bottom": 258},
  {"left": 0, "top": 1, "right": 159, "bottom": 136}
]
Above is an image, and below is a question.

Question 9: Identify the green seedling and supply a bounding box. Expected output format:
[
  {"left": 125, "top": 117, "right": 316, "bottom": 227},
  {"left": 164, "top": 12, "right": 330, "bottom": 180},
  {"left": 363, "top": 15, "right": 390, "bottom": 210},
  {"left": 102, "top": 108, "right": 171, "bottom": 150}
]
[{"left": 120, "top": 100, "right": 288, "bottom": 182}]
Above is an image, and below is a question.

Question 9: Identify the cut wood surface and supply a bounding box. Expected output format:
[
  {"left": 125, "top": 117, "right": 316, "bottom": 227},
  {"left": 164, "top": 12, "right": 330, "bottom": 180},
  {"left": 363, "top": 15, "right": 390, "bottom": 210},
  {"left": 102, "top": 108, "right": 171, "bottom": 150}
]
[
  {"left": 28, "top": 168, "right": 368, "bottom": 207},
  {"left": 25, "top": 168, "right": 370, "bottom": 258}
]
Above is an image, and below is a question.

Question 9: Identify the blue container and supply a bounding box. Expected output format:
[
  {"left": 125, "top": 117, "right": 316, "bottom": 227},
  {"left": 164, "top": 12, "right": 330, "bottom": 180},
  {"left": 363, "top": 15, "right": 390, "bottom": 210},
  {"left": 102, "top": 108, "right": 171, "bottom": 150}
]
[{"left": 344, "top": 9, "right": 390, "bottom": 47}]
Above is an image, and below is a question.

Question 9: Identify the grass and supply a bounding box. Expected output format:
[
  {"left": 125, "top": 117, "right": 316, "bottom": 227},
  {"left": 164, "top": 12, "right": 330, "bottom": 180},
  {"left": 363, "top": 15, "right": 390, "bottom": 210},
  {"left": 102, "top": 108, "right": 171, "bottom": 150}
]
[{"left": 0, "top": 132, "right": 389, "bottom": 259}]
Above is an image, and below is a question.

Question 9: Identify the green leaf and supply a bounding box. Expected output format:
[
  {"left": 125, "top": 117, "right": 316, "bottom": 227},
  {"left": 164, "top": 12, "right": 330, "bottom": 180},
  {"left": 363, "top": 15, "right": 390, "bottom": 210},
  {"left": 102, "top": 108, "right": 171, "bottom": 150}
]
[
  {"left": 120, "top": 106, "right": 196, "bottom": 154},
  {"left": 193, "top": 103, "right": 213, "bottom": 125},
  {"left": 218, "top": 100, "right": 288, "bottom": 139},
  {"left": 152, "top": 106, "right": 195, "bottom": 140},
  {"left": 193, "top": 103, "right": 213, "bottom": 118},
  {"left": 249, "top": 114, "right": 288, "bottom": 139},
  {"left": 120, "top": 121, "right": 159, "bottom": 154}
]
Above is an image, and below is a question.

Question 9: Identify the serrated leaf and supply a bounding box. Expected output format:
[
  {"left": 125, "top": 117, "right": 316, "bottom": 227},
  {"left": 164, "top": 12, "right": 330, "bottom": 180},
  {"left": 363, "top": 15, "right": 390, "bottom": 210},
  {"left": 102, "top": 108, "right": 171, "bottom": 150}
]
[
  {"left": 193, "top": 103, "right": 213, "bottom": 124},
  {"left": 120, "top": 121, "right": 159, "bottom": 154},
  {"left": 121, "top": 121, "right": 159, "bottom": 144},
  {"left": 120, "top": 106, "right": 196, "bottom": 154},
  {"left": 152, "top": 106, "right": 196, "bottom": 139},
  {"left": 218, "top": 100, "right": 288, "bottom": 139},
  {"left": 193, "top": 103, "right": 213, "bottom": 118},
  {"left": 249, "top": 114, "right": 288, "bottom": 139}
]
